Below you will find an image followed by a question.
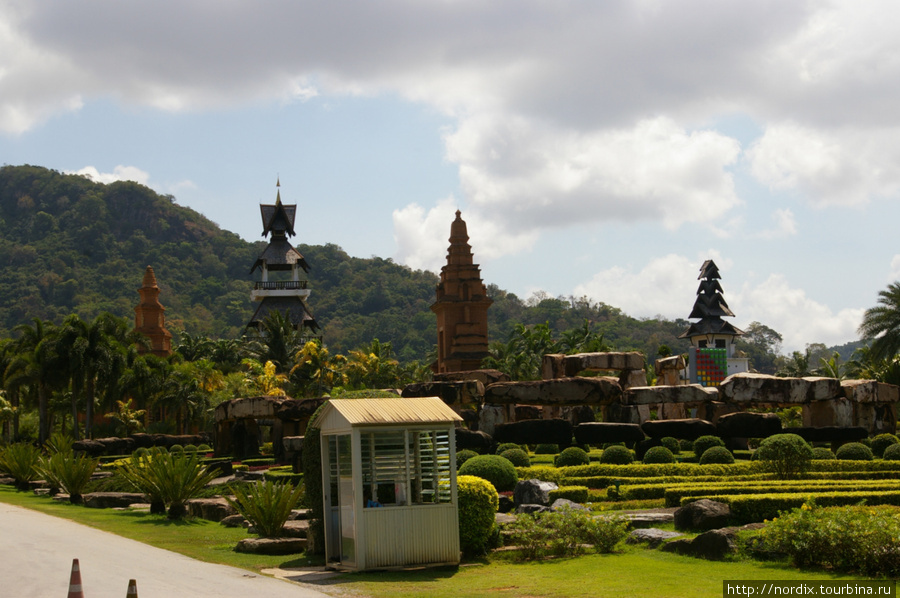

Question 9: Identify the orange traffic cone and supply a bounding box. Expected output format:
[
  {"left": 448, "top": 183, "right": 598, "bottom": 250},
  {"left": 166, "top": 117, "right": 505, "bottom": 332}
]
[
  {"left": 126, "top": 578, "right": 138, "bottom": 597},
  {"left": 67, "top": 558, "right": 85, "bottom": 598}
]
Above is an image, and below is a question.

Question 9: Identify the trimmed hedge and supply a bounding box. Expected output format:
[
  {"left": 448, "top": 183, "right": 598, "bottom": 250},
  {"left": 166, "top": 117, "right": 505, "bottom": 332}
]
[
  {"left": 642, "top": 446, "right": 675, "bottom": 464},
  {"left": 456, "top": 449, "right": 479, "bottom": 469},
  {"left": 836, "top": 443, "right": 874, "bottom": 461},
  {"left": 457, "top": 475, "right": 500, "bottom": 556},
  {"left": 496, "top": 443, "right": 525, "bottom": 455},
  {"left": 811, "top": 447, "right": 835, "bottom": 460},
  {"left": 693, "top": 435, "right": 725, "bottom": 460},
  {"left": 663, "top": 479, "right": 900, "bottom": 507},
  {"left": 555, "top": 447, "right": 590, "bottom": 467},
  {"left": 458, "top": 454, "right": 519, "bottom": 492},
  {"left": 699, "top": 446, "right": 735, "bottom": 465},
  {"left": 691, "top": 490, "right": 900, "bottom": 524},
  {"left": 661, "top": 437, "right": 681, "bottom": 455},
  {"left": 871, "top": 434, "right": 900, "bottom": 458},
  {"left": 599, "top": 446, "right": 634, "bottom": 465},
  {"left": 534, "top": 444, "right": 560, "bottom": 455},
  {"left": 884, "top": 444, "right": 900, "bottom": 461},
  {"left": 500, "top": 448, "right": 531, "bottom": 468},
  {"left": 548, "top": 485, "right": 590, "bottom": 504}
]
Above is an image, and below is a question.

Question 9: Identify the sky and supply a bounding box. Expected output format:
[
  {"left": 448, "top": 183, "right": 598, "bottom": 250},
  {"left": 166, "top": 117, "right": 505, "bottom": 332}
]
[{"left": 2, "top": 0, "right": 899, "bottom": 353}]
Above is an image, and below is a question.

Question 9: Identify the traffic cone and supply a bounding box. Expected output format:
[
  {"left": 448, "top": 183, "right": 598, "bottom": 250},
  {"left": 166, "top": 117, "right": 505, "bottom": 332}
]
[
  {"left": 67, "top": 558, "right": 84, "bottom": 598},
  {"left": 126, "top": 579, "right": 138, "bottom": 597}
]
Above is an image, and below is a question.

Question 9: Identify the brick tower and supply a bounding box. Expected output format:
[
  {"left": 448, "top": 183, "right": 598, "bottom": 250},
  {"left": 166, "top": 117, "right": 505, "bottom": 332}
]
[
  {"left": 134, "top": 265, "right": 172, "bottom": 357},
  {"left": 431, "top": 210, "right": 492, "bottom": 373}
]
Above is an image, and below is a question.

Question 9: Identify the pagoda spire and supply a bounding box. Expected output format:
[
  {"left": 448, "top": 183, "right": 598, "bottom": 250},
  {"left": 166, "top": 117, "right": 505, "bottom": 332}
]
[
  {"left": 679, "top": 259, "right": 743, "bottom": 346},
  {"left": 134, "top": 265, "right": 172, "bottom": 357}
]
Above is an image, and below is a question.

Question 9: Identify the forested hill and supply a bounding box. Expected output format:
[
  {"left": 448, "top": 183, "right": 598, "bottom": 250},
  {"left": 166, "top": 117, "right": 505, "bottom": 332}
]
[{"left": 0, "top": 165, "right": 692, "bottom": 362}]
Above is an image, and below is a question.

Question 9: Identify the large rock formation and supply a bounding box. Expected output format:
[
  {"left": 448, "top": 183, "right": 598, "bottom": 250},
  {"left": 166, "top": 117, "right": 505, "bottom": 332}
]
[{"left": 485, "top": 377, "right": 622, "bottom": 406}]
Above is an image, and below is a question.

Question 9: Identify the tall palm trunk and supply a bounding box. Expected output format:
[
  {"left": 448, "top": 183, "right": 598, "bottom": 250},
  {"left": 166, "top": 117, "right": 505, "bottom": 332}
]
[{"left": 85, "top": 377, "right": 96, "bottom": 439}]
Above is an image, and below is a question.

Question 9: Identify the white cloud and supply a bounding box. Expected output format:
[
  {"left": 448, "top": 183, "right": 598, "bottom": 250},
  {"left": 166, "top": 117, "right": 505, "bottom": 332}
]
[
  {"left": 747, "top": 122, "right": 900, "bottom": 207},
  {"left": 755, "top": 208, "right": 797, "bottom": 240},
  {"left": 889, "top": 255, "right": 900, "bottom": 282},
  {"left": 68, "top": 165, "right": 150, "bottom": 185}
]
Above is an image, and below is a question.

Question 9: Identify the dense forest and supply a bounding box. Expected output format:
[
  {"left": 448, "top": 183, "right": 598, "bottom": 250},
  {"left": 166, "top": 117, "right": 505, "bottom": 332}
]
[{"left": 0, "top": 165, "right": 698, "bottom": 363}]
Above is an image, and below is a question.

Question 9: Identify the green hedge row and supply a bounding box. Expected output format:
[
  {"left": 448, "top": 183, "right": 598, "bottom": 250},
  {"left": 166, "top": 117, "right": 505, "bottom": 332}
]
[
  {"left": 664, "top": 480, "right": 900, "bottom": 507},
  {"left": 690, "top": 490, "right": 900, "bottom": 523},
  {"left": 548, "top": 486, "right": 590, "bottom": 504},
  {"left": 565, "top": 473, "right": 775, "bottom": 490}
]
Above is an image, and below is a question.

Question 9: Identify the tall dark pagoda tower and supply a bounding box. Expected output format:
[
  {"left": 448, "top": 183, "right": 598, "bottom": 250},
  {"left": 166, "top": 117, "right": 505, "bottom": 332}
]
[
  {"left": 247, "top": 180, "right": 318, "bottom": 335},
  {"left": 679, "top": 259, "right": 746, "bottom": 385},
  {"left": 431, "top": 210, "right": 492, "bottom": 373},
  {"left": 134, "top": 265, "right": 172, "bottom": 357}
]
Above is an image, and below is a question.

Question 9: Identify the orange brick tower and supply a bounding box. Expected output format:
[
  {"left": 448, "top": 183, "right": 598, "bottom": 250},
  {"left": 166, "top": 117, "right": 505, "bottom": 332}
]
[
  {"left": 134, "top": 265, "right": 172, "bottom": 357},
  {"left": 431, "top": 210, "right": 492, "bottom": 373}
]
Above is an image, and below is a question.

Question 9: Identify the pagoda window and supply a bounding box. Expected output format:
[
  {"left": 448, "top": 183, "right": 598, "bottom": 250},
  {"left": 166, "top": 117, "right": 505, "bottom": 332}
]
[{"left": 715, "top": 339, "right": 726, "bottom": 349}]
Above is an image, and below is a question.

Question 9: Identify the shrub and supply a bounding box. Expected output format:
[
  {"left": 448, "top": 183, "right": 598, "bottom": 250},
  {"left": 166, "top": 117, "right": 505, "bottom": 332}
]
[
  {"left": 836, "top": 442, "right": 874, "bottom": 461},
  {"left": 883, "top": 444, "right": 900, "bottom": 461},
  {"left": 169, "top": 444, "right": 184, "bottom": 454},
  {"left": 871, "top": 434, "right": 900, "bottom": 458},
  {"left": 506, "top": 507, "right": 628, "bottom": 559},
  {"left": 456, "top": 449, "right": 479, "bottom": 469},
  {"left": 183, "top": 444, "right": 198, "bottom": 453},
  {"left": 643, "top": 446, "right": 675, "bottom": 464},
  {"left": 500, "top": 448, "right": 531, "bottom": 467},
  {"left": 458, "top": 454, "right": 519, "bottom": 492},
  {"left": 693, "top": 435, "right": 725, "bottom": 460},
  {"left": 534, "top": 444, "right": 560, "bottom": 455},
  {"left": 548, "top": 485, "right": 589, "bottom": 503},
  {"left": 37, "top": 451, "right": 99, "bottom": 504},
  {"left": 496, "top": 443, "right": 525, "bottom": 454},
  {"left": 661, "top": 437, "right": 681, "bottom": 455},
  {"left": 119, "top": 449, "right": 218, "bottom": 518},
  {"left": 755, "top": 433, "right": 813, "bottom": 480},
  {"left": 811, "top": 447, "right": 836, "bottom": 460},
  {"left": 133, "top": 447, "right": 150, "bottom": 458},
  {"left": 457, "top": 475, "right": 499, "bottom": 556},
  {"left": 555, "top": 447, "right": 590, "bottom": 467},
  {"left": 599, "top": 445, "right": 634, "bottom": 465},
  {"left": 226, "top": 480, "right": 305, "bottom": 537},
  {"left": 699, "top": 446, "right": 734, "bottom": 465},
  {"left": 680, "top": 439, "right": 694, "bottom": 452},
  {"left": 0, "top": 443, "right": 42, "bottom": 490}
]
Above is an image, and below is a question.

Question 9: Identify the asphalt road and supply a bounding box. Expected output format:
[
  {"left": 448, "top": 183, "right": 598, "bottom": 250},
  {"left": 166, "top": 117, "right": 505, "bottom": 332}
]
[{"left": 0, "top": 501, "right": 336, "bottom": 598}]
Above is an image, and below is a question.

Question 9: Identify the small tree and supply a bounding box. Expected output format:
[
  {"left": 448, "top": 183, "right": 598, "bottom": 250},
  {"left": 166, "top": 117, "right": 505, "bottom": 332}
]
[
  {"left": 756, "top": 433, "right": 813, "bottom": 480},
  {"left": 226, "top": 480, "right": 305, "bottom": 537}
]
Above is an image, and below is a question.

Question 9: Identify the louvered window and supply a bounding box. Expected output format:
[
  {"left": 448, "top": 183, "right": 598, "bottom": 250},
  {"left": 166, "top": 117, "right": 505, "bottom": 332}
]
[{"left": 361, "top": 429, "right": 452, "bottom": 507}]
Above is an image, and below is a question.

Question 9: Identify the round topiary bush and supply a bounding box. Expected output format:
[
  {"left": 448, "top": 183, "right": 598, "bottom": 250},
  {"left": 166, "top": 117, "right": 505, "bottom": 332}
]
[
  {"left": 133, "top": 447, "right": 150, "bottom": 458},
  {"left": 661, "top": 437, "right": 681, "bottom": 455},
  {"left": 500, "top": 448, "right": 531, "bottom": 467},
  {"left": 871, "top": 433, "right": 900, "bottom": 458},
  {"left": 534, "top": 444, "right": 560, "bottom": 455},
  {"left": 679, "top": 439, "right": 694, "bottom": 453},
  {"left": 197, "top": 444, "right": 212, "bottom": 452},
  {"left": 692, "top": 435, "right": 725, "bottom": 460},
  {"left": 554, "top": 446, "right": 590, "bottom": 467},
  {"left": 642, "top": 446, "right": 675, "bottom": 464},
  {"left": 457, "top": 454, "right": 519, "bottom": 492},
  {"left": 883, "top": 443, "right": 900, "bottom": 460},
  {"left": 755, "top": 433, "right": 813, "bottom": 479},
  {"left": 495, "top": 443, "right": 525, "bottom": 455},
  {"left": 183, "top": 444, "right": 198, "bottom": 453},
  {"left": 456, "top": 475, "right": 499, "bottom": 556},
  {"left": 599, "top": 445, "right": 634, "bottom": 465},
  {"left": 456, "top": 449, "right": 479, "bottom": 469},
  {"left": 811, "top": 446, "right": 835, "bottom": 460},
  {"left": 699, "top": 446, "right": 734, "bottom": 465},
  {"left": 169, "top": 444, "right": 184, "bottom": 454},
  {"left": 836, "top": 442, "right": 874, "bottom": 461}
]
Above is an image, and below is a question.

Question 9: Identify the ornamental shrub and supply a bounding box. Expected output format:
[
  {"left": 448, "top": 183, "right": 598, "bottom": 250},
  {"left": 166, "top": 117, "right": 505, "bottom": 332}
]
[
  {"left": 197, "top": 444, "right": 212, "bottom": 452},
  {"left": 661, "top": 437, "right": 681, "bottom": 455},
  {"left": 883, "top": 444, "right": 900, "bottom": 461},
  {"left": 456, "top": 449, "right": 479, "bottom": 469},
  {"left": 643, "top": 446, "right": 675, "bottom": 464},
  {"left": 811, "top": 447, "right": 835, "bottom": 460},
  {"left": 680, "top": 439, "right": 694, "bottom": 452},
  {"left": 500, "top": 448, "right": 531, "bottom": 467},
  {"left": 836, "top": 442, "right": 874, "bottom": 461},
  {"left": 226, "top": 480, "right": 305, "bottom": 537},
  {"left": 169, "top": 444, "right": 184, "bottom": 454},
  {"left": 535, "top": 444, "right": 560, "bottom": 455},
  {"left": 699, "top": 446, "right": 734, "bottom": 465},
  {"left": 457, "top": 475, "right": 499, "bottom": 556},
  {"left": 756, "top": 433, "right": 813, "bottom": 480},
  {"left": 692, "top": 435, "right": 725, "bottom": 460},
  {"left": 37, "top": 451, "right": 100, "bottom": 504},
  {"left": 871, "top": 434, "right": 900, "bottom": 458},
  {"left": 599, "top": 445, "right": 634, "bottom": 465},
  {"left": 458, "top": 454, "right": 519, "bottom": 492},
  {"left": 548, "top": 485, "right": 589, "bottom": 504},
  {"left": 496, "top": 443, "right": 525, "bottom": 455},
  {"left": 506, "top": 507, "right": 628, "bottom": 560},
  {"left": 0, "top": 443, "right": 42, "bottom": 490},
  {"left": 554, "top": 447, "right": 590, "bottom": 467}
]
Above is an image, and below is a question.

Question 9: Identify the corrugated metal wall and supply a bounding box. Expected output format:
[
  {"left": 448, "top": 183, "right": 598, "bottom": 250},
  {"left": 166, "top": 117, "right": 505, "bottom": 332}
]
[{"left": 362, "top": 505, "right": 460, "bottom": 568}]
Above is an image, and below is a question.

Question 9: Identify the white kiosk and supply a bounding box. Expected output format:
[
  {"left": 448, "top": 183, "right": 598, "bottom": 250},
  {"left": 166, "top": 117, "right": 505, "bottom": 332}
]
[{"left": 311, "top": 397, "right": 462, "bottom": 571}]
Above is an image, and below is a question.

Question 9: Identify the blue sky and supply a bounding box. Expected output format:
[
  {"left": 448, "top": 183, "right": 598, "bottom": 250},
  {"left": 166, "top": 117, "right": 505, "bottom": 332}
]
[{"left": 3, "top": 0, "right": 900, "bottom": 352}]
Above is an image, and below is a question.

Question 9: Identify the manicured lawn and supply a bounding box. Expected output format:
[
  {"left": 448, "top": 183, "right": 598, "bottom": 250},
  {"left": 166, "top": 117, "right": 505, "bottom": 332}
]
[{"left": 0, "top": 484, "right": 869, "bottom": 598}]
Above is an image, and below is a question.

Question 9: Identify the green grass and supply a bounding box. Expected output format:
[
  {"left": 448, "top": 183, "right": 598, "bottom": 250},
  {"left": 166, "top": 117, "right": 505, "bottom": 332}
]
[
  {"left": 0, "top": 485, "right": 318, "bottom": 572},
  {"left": 0, "top": 484, "right": 871, "bottom": 598}
]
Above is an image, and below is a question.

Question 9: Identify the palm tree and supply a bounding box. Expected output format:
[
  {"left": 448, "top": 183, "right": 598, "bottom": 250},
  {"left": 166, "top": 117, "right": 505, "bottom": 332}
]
[
  {"left": 345, "top": 338, "right": 400, "bottom": 389},
  {"left": 290, "top": 341, "right": 346, "bottom": 397},
  {"left": 859, "top": 282, "right": 900, "bottom": 361},
  {"left": 5, "top": 318, "right": 64, "bottom": 443},
  {"left": 243, "top": 311, "right": 309, "bottom": 373}
]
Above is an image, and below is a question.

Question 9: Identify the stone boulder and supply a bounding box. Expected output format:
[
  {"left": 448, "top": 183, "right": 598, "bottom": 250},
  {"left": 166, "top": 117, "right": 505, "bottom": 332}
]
[
  {"left": 401, "top": 381, "right": 485, "bottom": 406},
  {"left": 234, "top": 537, "right": 306, "bottom": 555},
  {"left": 626, "top": 528, "right": 684, "bottom": 548},
  {"left": 220, "top": 514, "right": 249, "bottom": 528},
  {"left": 494, "top": 419, "right": 573, "bottom": 448},
  {"left": 455, "top": 428, "right": 493, "bottom": 454},
  {"left": 186, "top": 498, "right": 236, "bottom": 522},
  {"left": 72, "top": 440, "right": 106, "bottom": 457},
  {"left": 515, "top": 504, "right": 551, "bottom": 515},
  {"left": 561, "top": 404, "right": 596, "bottom": 426},
  {"left": 719, "top": 373, "right": 842, "bottom": 404},
  {"left": 842, "top": 379, "right": 900, "bottom": 403},
  {"left": 661, "top": 523, "right": 764, "bottom": 560},
  {"left": 564, "top": 352, "right": 645, "bottom": 374},
  {"left": 642, "top": 418, "right": 716, "bottom": 440},
  {"left": 83, "top": 492, "right": 147, "bottom": 509},
  {"left": 515, "top": 405, "right": 542, "bottom": 421},
  {"left": 574, "top": 422, "right": 645, "bottom": 445},
  {"left": 514, "top": 479, "right": 559, "bottom": 507},
  {"left": 783, "top": 426, "right": 867, "bottom": 443},
  {"left": 478, "top": 404, "right": 507, "bottom": 437},
  {"left": 674, "top": 499, "right": 732, "bottom": 532},
  {"left": 94, "top": 437, "right": 135, "bottom": 455},
  {"left": 275, "top": 398, "right": 325, "bottom": 421},
  {"left": 433, "top": 369, "right": 510, "bottom": 386},
  {"left": 624, "top": 384, "right": 718, "bottom": 406},
  {"left": 550, "top": 498, "right": 589, "bottom": 512},
  {"left": 485, "top": 377, "right": 622, "bottom": 406},
  {"left": 716, "top": 412, "right": 782, "bottom": 438}
]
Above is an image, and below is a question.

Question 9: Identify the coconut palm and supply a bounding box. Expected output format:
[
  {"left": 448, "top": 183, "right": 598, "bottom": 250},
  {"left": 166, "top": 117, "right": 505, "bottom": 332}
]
[
  {"left": 5, "top": 318, "right": 64, "bottom": 443},
  {"left": 859, "top": 282, "right": 900, "bottom": 361}
]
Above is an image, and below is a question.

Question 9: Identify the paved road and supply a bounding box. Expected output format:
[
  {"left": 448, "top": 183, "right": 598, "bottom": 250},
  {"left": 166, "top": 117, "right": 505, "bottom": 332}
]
[{"left": 0, "top": 501, "right": 335, "bottom": 598}]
